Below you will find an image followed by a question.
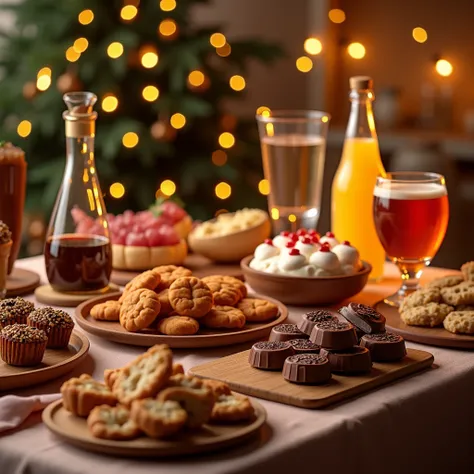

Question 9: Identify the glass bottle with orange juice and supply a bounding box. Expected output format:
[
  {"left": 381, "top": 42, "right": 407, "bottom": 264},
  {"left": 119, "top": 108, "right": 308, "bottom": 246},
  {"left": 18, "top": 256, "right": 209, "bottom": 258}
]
[{"left": 331, "top": 76, "right": 386, "bottom": 280}]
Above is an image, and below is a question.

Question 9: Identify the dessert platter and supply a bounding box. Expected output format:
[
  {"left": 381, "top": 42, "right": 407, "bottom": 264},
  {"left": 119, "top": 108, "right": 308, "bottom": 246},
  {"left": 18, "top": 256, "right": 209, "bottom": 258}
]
[
  {"left": 0, "top": 298, "right": 90, "bottom": 390},
  {"left": 190, "top": 304, "right": 434, "bottom": 408},
  {"left": 376, "top": 261, "right": 474, "bottom": 349},
  {"left": 241, "top": 229, "right": 371, "bottom": 305},
  {"left": 43, "top": 344, "right": 267, "bottom": 457},
  {"left": 75, "top": 265, "right": 287, "bottom": 348}
]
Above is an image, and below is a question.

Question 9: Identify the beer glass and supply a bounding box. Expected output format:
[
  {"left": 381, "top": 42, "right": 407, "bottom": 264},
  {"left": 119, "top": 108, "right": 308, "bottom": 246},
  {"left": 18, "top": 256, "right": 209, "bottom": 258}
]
[
  {"left": 373, "top": 171, "right": 449, "bottom": 306},
  {"left": 256, "top": 111, "right": 330, "bottom": 234}
]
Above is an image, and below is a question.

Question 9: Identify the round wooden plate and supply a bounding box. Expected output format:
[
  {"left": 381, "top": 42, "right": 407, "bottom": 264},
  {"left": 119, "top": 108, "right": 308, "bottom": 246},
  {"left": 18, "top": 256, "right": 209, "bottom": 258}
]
[
  {"left": 376, "top": 300, "right": 474, "bottom": 350},
  {"left": 35, "top": 284, "right": 120, "bottom": 307},
  {"left": 6, "top": 267, "right": 40, "bottom": 296},
  {"left": 0, "top": 330, "right": 90, "bottom": 391},
  {"left": 42, "top": 398, "right": 266, "bottom": 457},
  {"left": 75, "top": 293, "right": 288, "bottom": 348}
]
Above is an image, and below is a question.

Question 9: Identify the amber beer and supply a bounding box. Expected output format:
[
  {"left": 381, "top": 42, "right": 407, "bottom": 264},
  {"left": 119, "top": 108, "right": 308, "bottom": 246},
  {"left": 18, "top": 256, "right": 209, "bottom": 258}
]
[{"left": 373, "top": 182, "right": 449, "bottom": 261}]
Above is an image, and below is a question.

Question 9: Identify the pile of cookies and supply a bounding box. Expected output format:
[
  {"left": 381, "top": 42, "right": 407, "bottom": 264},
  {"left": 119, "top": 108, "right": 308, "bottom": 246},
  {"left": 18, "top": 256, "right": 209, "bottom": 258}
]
[
  {"left": 400, "top": 262, "right": 474, "bottom": 334},
  {"left": 90, "top": 265, "right": 279, "bottom": 335},
  {"left": 60, "top": 344, "right": 256, "bottom": 440}
]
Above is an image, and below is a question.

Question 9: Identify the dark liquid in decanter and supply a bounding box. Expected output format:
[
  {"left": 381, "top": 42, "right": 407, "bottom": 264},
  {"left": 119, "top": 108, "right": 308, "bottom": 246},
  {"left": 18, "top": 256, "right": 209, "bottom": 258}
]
[{"left": 44, "top": 234, "right": 112, "bottom": 292}]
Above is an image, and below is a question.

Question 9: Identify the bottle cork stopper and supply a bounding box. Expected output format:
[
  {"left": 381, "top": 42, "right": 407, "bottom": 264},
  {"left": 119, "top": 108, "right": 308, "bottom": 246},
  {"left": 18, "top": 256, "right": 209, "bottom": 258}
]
[{"left": 349, "top": 76, "right": 373, "bottom": 90}]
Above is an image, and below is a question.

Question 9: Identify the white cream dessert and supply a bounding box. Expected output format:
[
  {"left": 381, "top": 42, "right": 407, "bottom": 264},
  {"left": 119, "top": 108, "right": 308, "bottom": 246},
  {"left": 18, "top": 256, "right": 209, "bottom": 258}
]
[
  {"left": 319, "top": 231, "right": 339, "bottom": 249},
  {"left": 309, "top": 244, "right": 344, "bottom": 276},
  {"left": 332, "top": 240, "right": 362, "bottom": 275},
  {"left": 272, "top": 231, "right": 291, "bottom": 250},
  {"left": 295, "top": 236, "right": 319, "bottom": 259},
  {"left": 250, "top": 239, "right": 281, "bottom": 271}
]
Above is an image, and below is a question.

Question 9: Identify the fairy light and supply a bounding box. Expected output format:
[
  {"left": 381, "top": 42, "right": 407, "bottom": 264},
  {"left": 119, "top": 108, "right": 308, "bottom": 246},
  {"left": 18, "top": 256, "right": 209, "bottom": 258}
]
[
  {"left": 160, "top": 0, "right": 176, "bottom": 11},
  {"left": 271, "top": 208, "right": 280, "bottom": 220},
  {"left": 212, "top": 150, "right": 227, "bottom": 166},
  {"left": 37, "top": 67, "right": 51, "bottom": 78},
  {"left": 109, "top": 182, "right": 125, "bottom": 199},
  {"left": 436, "top": 59, "right": 453, "bottom": 77},
  {"left": 258, "top": 179, "right": 270, "bottom": 195},
  {"left": 210, "top": 33, "right": 226, "bottom": 48},
  {"left": 159, "top": 19, "right": 177, "bottom": 37},
  {"left": 36, "top": 75, "right": 51, "bottom": 91},
  {"left": 188, "top": 70, "right": 205, "bottom": 87},
  {"left": 266, "top": 123, "right": 274, "bottom": 137},
  {"left": 322, "top": 116, "right": 329, "bottom": 123},
  {"left": 160, "top": 179, "right": 176, "bottom": 196},
  {"left": 256, "top": 106, "right": 271, "bottom": 117},
  {"left": 78, "top": 9, "right": 94, "bottom": 25},
  {"left": 101, "top": 94, "right": 118, "bottom": 112},
  {"left": 17, "top": 120, "right": 32, "bottom": 138},
  {"left": 65, "top": 47, "right": 81, "bottom": 62},
  {"left": 120, "top": 5, "right": 138, "bottom": 21},
  {"left": 296, "top": 56, "right": 313, "bottom": 72},
  {"left": 304, "top": 38, "right": 322, "bottom": 55},
  {"left": 218, "top": 132, "right": 235, "bottom": 149},
  {"left": 142, "top": 85, "right": 159, "bottom": 102},
  {"left": 288, "top": 214, "right": 297, "bottom": 223},
  {"left": 328, "top": 9, "right": 345, "bottom": 23},
  {"left": 215, "top": 182, "right": 231, "bottom": 199},
  {"left": 216, "top": 43, "right": 231, "bottom": 57},
  {"left": 73, "top": 37, "right": 89, "bottom": 53},
  {"left": 347, "top": 42, "right": 366, "bottom": 59},
  {"left": 412, "top": 27, "right": 428, "bottom": 43},
  {"left": 229, "top": 75, "right": 246, "bottom": 91},
  {"left": 122, "top": 132, "right": 139, "bottom": 148},
  {"left": 140, "top": 46, "right": 159, "bottom": 68},
  {"left": 107, "top": 42, "right": 124, "bottom": 58},
  {"left": 170, "top": 113, "right": 186, "bottom": 129}
]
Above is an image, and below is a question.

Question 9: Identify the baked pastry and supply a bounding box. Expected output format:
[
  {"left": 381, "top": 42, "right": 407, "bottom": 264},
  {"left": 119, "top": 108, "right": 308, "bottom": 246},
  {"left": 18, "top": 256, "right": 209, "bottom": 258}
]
[
  {"left": 119, "top": 288, "right": 161, "bottom": 332},
  {"left": 400, "top": 302, "right": 453, "bottom": 327},
  {"left": 168, "top": 276, "right": 213, "bottom": 318},
  {"left": 201, "top": 275, "right": 247, "bottom": 300},
  {"left": 27, "top": 307, "right": 74, "bottom": 348},
  {"left": 210, "top": 394, "right": 255, "bottom": 423},
  {"left": 87, "top": 405, "right": 141, "bottom": 440},
  {"left": 157, "top": 288, "right": 173, "bottom": 315},
  {"left": 61, "top": 374, "right": 117, "bottom": 417},
  {"left": 237, "top": 298, "right": 278, "bottom": 322},
  {"left": 399, "top": 288, "right": 441, "bottom": 312},
  {"left": 0, "top": 297, "right": 35, "bottom": 324},
  {"left": 166, "top": 373, "right": 203, "bottom": 389},
  {"left": 441, "top": 282, "right": 474, "bottom": 306},
  {"left": 201, "top": 306, "right": 246, "bottom": 329},
  {"left": 157, "top": 315, "right": 199, "bottom": 335},
  {"left": 171, "top": 363, "right": 184, "bottom": 375},
  {"left": 461, "top": 262, "right": 474, "bottom": 282},
  {"left": 104, "top": 368, "right": 122, "bottom": 390},
  {"left": 119, "top": 270, "right": 161, "bottom": 303},
  {"left": 443, "top": 311, "right": 474, "bottom": 334},
  {"left": 90, "top": 300, "right": 121, "bottom": 321},
  {"left": 201, "top": 379, "right": 232, "bottom": 401},
  {"left": 153, "top": 265, "right": 192, "bottom": 289},
  {"left": 0, "top": 309, "right": 16, "bottom": 330},
  {"left": 426, "top": 275, "right": 464, "bottom": 289},
  {"left": 0, "top": 324, "right": 47, "bottom": 366}
]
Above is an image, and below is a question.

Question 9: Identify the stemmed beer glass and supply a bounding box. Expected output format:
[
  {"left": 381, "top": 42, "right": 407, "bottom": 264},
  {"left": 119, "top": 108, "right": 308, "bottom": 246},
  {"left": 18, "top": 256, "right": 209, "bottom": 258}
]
[{"left": 373, "top": 172, "right": 449, "bottom": 306}]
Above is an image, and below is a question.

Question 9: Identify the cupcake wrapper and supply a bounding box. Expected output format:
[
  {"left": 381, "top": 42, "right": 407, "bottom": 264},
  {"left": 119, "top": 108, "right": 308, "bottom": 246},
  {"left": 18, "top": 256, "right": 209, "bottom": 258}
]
[
  {"left": 27, "top": 320, "right": 73, "bottom": 348},
  {"left": 0, "top": 337, "right": 47, "bottom": 366}
]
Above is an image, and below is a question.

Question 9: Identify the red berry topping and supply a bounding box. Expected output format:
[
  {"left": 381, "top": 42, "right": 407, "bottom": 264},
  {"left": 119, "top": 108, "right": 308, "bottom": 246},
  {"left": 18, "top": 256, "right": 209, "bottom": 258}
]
[
  {"left": 288, "top": 232, "right": 299, "bottom": 241},
  {"left": 325, "top": 231, "right": 335, "bottom": 238},
  {"left": 289, "top": 248, "right": 300, "bottom": 256},
  {"left": 312, "top": 235, "right": 320, "bottom": 243},
  {"left": 285, "top": 241, "right": 295, "bottom": 248},
  {"left": 264, "top": 239, "right": 274, "bottom": 246},
  {"left": 319, "top": 243, "right": 331, "bottom": 252},
  {"left": 296, "top": 228, "right": 307, "bottom": 236},
  {"left": 301, "top": 237, "right": 313, "bottom": 244},
  {"left": 342, "top": 240, "right": 351, "bottom": 246},
  {"left": 308, "top": 229, "right": 317, "bottom": 235},
  {"left": 281, "top": 231, "right": 290, "bottom": 237}
]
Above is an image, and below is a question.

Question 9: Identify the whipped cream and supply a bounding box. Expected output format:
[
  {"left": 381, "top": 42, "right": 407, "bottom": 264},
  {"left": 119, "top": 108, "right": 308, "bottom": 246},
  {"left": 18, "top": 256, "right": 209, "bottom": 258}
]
[
  {"left": 278, "top": 250, "right": 307, "bottom": 272},
  {"left": 332, "top": 241, "right": 361, "bottom": 275},
  {"left": 272, "top": 234, "right": 291, "bottom": 249},
  {"left": 254, "top": 240, "right": 280, "bottom": 261},
  {"left": 309, "top": 248, "right": 343, "bottom": 276},
  {"left": 319, "top": 232, "right": 339, "bottom": 249},
  {"left": 295, "top": 238, "right": 319, "bottom": 259}
]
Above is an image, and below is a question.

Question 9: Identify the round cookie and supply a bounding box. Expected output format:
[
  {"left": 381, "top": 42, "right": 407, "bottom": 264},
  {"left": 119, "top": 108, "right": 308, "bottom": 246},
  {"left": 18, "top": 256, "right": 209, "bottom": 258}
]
[
  {"left": 461, "top": 261, "right": 474, "bottom": 282},
  {"left": 237, "top": 298, "right": 278, "bottom": 322},
  {"left": 399, "top": 288, "right": 441, "bottom": 313},
  {"left": 426, "top": 275, "right": 464, "bottom": 289},
  {"left": 200, "top": 277, "right": 241, "bottom": 306},
  {"left": 153, "top": 265, "right": 192, "bottom": 289},
  {"left": 201, "top": 306, "right": 246, "bottom": 329},
  {"left": 119, "top": 270, "right": 161, "bottom": 302},
  {"left": 168, "top": 276, "right": 213, "bottom": 318},
  {"left": 210, "top": 394, "right": 255, "bottom": 423},
  {"left": 157, "top": 288, "right": 173, "bottom": 316},
  {"left": 119, "top": 288, "right": 161, "bottom": 332},
  {"left": 443, "top": 311, "right": 474, "bottom": 334},
  {"left": 91, "top": 300, "right": 121, "bottom": 321},
  {"left": 157, "top": 315, "right": 199, "bottom": 335},
  {"left": 87, "top": 405, "right": 140, "bottom": 441},
  {"left": 400, "top": 302, "right": 453, "bottom": 327},
  {"left": 201, "top": 275, "right": 247, "bottom": 300},
  {"left": 440, "top": 282, "right": 474, "bottom": 306}
]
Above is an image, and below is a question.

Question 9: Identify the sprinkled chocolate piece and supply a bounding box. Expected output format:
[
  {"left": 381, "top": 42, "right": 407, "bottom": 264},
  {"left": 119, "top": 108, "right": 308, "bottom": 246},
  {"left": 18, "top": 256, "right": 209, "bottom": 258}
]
[
  {"left": 287, "top": 338, "right": 320, "bottom": 354},
  {"left": 0, "top": 221, "right": 11, "bottom": 244},
  {"left": 298, "top": 309, "right": 340, "bottom": 336},
  {"left": 320, "top": 346, "right": 372, "bottom": 374},
  {"left": 364, "top": 332, "right": 401, "bottom": 343},
  {"left": 315, "top": 320, "right": 352, "bottom": 331},
  {"left": 254, "top": 341, "right": 290, "bottom": 350},
  {"left": 0, "top": 297, "right": 34, "bottom": 322},
  {"left": 28, "top": 307, "right": 74, "bottom": 328},
  {"left": 283, "top": 353, "right": 331, "bottom": 384},
  {"left": 249, "top": 340, "right": 295, "bottom": 370},
  {"left": 310, "top": 319, "right": 357, "bottom": 350},
  {"left": 286, "top": 354, "right": 327, "bottom": 365},
  {"left": 1, "top": 324, "right": 48, "bottom": 343},
  {"left": 269, "top": 323, "right": 308, "bottom": 342},
  {"left": 360, "top": 332, "right": 406, "bottom": 362},
  {"left": 339, "top": 303, "right": 386, "bottom": 334}
]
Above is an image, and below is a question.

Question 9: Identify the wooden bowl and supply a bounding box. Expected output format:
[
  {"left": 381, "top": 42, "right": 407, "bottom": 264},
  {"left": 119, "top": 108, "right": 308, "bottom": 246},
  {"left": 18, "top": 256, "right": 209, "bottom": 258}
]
[
  {"left": 240, "top": 255, "right": 372, "bottom": 306},
  {"left": 188, "top": 213, "right": 271, "bottom": 263}
]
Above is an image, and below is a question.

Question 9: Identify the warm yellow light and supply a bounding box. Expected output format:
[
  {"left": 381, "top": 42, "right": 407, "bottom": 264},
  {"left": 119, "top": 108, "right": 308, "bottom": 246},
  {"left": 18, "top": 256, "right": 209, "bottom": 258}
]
[
  {"left": 160, "top": 0, "right": 176, "bottom": 12},
  {"left": 266, "top": 123, "right": 274, "bottom": 137},
  {"left": 258, "top": 179, "right": 270, "bottom": 196},
  {"left": 436, "top": 59, "right": 453, "bottom": 77},
  {"left": 36, "top": 75, "right": 51, "bottom": 91},
  {"left": 142, "top": 85, "right": 159, "bottom": 102},
  {"left": 229, "top": 75, "right": 246, "bottom": 91},
  {"left": 218, "top": 132, "right": 235, "bottom": 149},
  {"left": 304, "top": 38, "right": 322, "bottom": 55},
  {"left": 78, "top": 9, "right": 94, "bottom": 25},
  {"left": 110, "top": 182, "right": 125, "bottom": 199},
  {"left": 347, "top": 42, "right": 366, "bottom": 59},
  {"left": 216, "top": 43, "right": 231, "bottom": 57},
  {"left": 120, "top": 5, "right": 138, "bottom": 20},
  {"left": 256, "top": 106, "right": 271, "bottom": 117},
  {"left": 188, "top": 70, "right": 205, "bottom": 87},
  {"left": 322, "top": 116, "right": 329, "bottom": 123},
  {"left": 328, "top": 8, "right": 346, "bottom": 23},
  {"left": 122, "top": 132, "right": 139, "bottom": 148},
  {"left": 215, "top": 182, "right": 231, "bottom": 200},
  {"left": 288, "top": 214, "right": 297, "bottom": 223},
  {"left": 210, "top": 33, "right": 226, "bottom": 48},
  {"left": 170, "top": 113, "right": 186, "bottom": 129},
  {"left": 17, "top": 120, "right": 32, "bottom": 138},
  {"left": 107, "top": 42, "right": 124, "bottom": 59},
  {"left": 412, "top": 27, "right": 428, "bottom": 44},
  {"left": 160, "top": 179, "right": 176, "bottom": 197},
  {"left": 159, "top": 19, "right": 177, "bottom": 36},
  {"left": 141, "top": 51, "right": 159, "bottom": 69},
  {"left": 102, "top": 95, "right": 118, "bottom": 113},
  {"left": 271, "top": 208, "right": 280, "bottom": 220},
  {"left": 211, "top": 150, "right": 227, "bottom": 166},
  {"left": 73, "top": 37, "right": 89, "bottom": 53},
  {"left": 37, "top": 67, "right": 51, "bottom": 78},
  {"left": 296, "top": 56, "right": 313, "bottom": 72},
  {"left": 65, "top": 47, "right": 81, "bottom": 62}
]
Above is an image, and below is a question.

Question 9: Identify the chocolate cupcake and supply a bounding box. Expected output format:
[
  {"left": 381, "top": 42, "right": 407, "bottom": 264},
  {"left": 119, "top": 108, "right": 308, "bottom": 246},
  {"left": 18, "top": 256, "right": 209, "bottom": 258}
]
[
  {"left": 0, "top": 297, "right": 34, "bottom": 324},
  {"left": 27, "top": 307, "right": 74, "bottom": 348},
  {"left": 0, "top": 324, "right": 48, "bottom": 366},
  {"left": 0, "top": 309, "right": 15, "bottom": 330}
]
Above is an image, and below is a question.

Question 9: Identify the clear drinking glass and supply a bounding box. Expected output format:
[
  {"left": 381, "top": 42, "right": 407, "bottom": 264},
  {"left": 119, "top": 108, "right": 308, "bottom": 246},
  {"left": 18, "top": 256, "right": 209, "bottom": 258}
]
[
  {"left": 373, "top": 171, "right": 449, "bottom": 306},
  {"left": 256, "top": 110, "right": 331, "bottom": 234}
]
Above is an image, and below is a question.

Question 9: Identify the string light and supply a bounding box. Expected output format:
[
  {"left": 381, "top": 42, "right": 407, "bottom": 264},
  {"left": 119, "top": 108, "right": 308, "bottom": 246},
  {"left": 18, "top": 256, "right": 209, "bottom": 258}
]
[
  {"left": 412, "top": 27, "right": 428, "bottom": 43},
  {"left": 258, "top": 179, "right": 270, "bottom": 195},
  {"left": 210, "top": 33, "right": 226, "bottom": 48},
  {"left": 322, "top": 116, "right": 329, "bottom": 123},
  {"left": 348, "top": 42, "right": 366, "bottom": 59},
  {"left": 142, "top": 85, "right": 159, "bottom": 102},
  {"left": 212, "top": 150, "right": 227, "bottom": 166},
  {"left": 296, "top": 56, "right": 313, "bottom": 72},
  {"left": 101, "top": 94, "right": 118, "bottom": 112},
  {"left": 37, "top": 67, "right": 51, "bottom": 78},
  {"left": 36, "top": 75, "right": 51, "bottom": 91},
  {"left": 65, "top": 47, "right": 81, "bottom": 62},
  {"left": 188, "top": 70, "right": 205, "bottom": 87},
  {"left": 122, "top": 132, "right": 139, "bottom": 148},
  {"left": 229, "top": 75, "right": 246, "bottom": 91},
  {"left": 328, "top": 9, "right": 346, "bottom": 23},
  {"left": 73, "top": 37, "right": 89, "bottom": 53},
  {"left": 304, "top": 38, "right": 322, "bottom": 55},
  {"left": 436, "top": 59, "right": 453, "bottom": 77},
  {"left": 218, "top": 132, "right": 235, "bottom": 149},
  {"left": 215, "top": 182, "right": 231, "bottom": 199},
  {"left": 288, "top": 214, "right": 297, "bottom": 223},
  {"left": 120, "top": 5, "right": 138, "bottom": 20},
  {"left": 140, "top": 46, "right": 159, "bottom": 68},
  {"left": 160, "top": 0, "right": 176, "bottom": 12},
  {"left": 78, "top": 9, "right": 94, "bottom": 25},
  {"left": 107, "top": 42, "right": 124, "bottom": 58},
  {"left": 110, "top": 182, "right": 125, "bottom": 199},
  {"left": 216, "top": 43, "right": 231, "bottom": 57},
  {"left": 160, "top": 179, "right": 176, "bottom": 196},
  {"left": 159, "top": 19, "right": 177, "bottom": 37},
  {"left": 170, "top": 113, "right": 186, "bottom": 129},
  {"left": 271, "top": 208, "right": 279, "bottom": 220},
  {"left": 256, "top": 106, "right": 271, "bottom": 117},
  {"left": 17, "top": 120, "right": 32, "bottom": 138}
]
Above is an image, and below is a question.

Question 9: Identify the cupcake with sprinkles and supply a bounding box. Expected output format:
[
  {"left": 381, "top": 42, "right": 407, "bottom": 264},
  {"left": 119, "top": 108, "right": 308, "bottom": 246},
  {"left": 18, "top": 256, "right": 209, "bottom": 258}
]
[
  {"left": 0, "top": 308, "right": 16, "bottom": 330},
  {"left": 27, "top": 307, "right": 74, "bottom": 348},
  {"left": 0, "top": 323, "right": 48, "bottom": 366},
  {"left": 0, "top": 297, "right": 35, "bottom": 325}
]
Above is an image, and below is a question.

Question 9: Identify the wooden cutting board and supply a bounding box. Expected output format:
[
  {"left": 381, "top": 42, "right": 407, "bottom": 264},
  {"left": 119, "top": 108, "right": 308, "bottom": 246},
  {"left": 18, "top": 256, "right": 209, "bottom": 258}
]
[{"left": 189, "top": 348, "right": 434, "bottom": 409}]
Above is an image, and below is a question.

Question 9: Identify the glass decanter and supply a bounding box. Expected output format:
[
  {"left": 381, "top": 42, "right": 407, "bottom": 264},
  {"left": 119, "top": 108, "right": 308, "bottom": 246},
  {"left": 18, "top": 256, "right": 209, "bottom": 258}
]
[{"left": 44, "top": 92, "right": 112, "bottom": 292}]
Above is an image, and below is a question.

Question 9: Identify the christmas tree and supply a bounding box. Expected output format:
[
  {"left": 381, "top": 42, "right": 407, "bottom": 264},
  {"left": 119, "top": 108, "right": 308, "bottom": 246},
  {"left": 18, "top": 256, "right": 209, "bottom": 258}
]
[{"left": 0, "top": 0, "right": 282, "bottom": 219}]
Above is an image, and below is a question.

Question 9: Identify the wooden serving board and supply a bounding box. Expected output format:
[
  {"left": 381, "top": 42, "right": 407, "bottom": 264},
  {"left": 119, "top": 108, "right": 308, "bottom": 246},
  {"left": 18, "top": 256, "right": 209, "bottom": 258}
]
[
  {"left": 0, "top": 330, "right": 90, "bottom": 391},
  {"left": 377, "top": 300, "right": 474, "bottom": 350},
  {"left": 6, "top": 267, "right": 40, "bottom": 296},
  {"left": 111, "top": 253, "right": 243, "bottom": 286},
  {"left": 189, "top": 348, "right": 433, "bottom": 409},
  {"left": 42, "top": 398, "right": 266, "bottom": 457},
  {"left": 75, "top": 292, "right": 287, "bottom": 349},
  {"left": 35, "top": 284, "right": 120, "bottom": 307}
]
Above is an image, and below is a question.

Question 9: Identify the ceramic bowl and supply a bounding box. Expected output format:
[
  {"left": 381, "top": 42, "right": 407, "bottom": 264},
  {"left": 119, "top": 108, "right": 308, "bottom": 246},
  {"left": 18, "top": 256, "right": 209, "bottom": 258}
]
[{"left": 240, "top": 255, "right": 372, "bottom": 306}]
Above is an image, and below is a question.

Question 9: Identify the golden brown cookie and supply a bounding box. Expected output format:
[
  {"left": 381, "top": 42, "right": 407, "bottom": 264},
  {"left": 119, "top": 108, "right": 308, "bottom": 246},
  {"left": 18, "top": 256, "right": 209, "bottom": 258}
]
[
  {"left": 167, "top": 373, "right": 203, "bottom": 389},
  {"left": 461, "top": 261, "right": 474, "bottom": 282},
  {"left": 104, "top": 368, "right": 122, "bottom": 390},
  {"left": 201, "top": 306, "right": 246, "bottom": 329},
  {"left": 119, "top": 270, "right": 161, "bottom": 302},
  {"left": 441, "top": 282, "right": 474, "bottom": 306},
  {"left": 400, "top": 302, "right": 453, "bottom": 327},
  {"left": 87, "top": 405, "right": 140, "bottom": 441},
  {"left": 130, "top": 399, "right": 187, "bottom": 438},
  {"left": 202, "top": 379, "right": 232, "bottom": 401},
  {"left": 157, "top": 316, "right": 199, "bottom": 335},
  {"left": 443, "top": 311, "right": 474, "bottom": 334},
  {"left": 210, "top": 394, "right": 255, "bottom": 423},
  {"left": 456, "top": 304, "right": 474, "bottom": 311},
  {"left": 157, "top": 288, "right": 173, "bottom": 315},
  {"left": 399, "top": 288, "right": 441, "bottom": 313},
  {"left": 153, "top": 265, "right": 192, "bottom": 289},
  {"left": 171, "top": 363, "right": 185, "bottom": 375},
  {"left": 237, "top": 298, "right": 279, "bottom": 322},
  {"left": 426, "top": 275, "right": 464, "bottom": 289},
  {"left": 168, "top": 277, "right": 213, "bottom": 318},
  {"left": 90, "top": 300, "right": 121, "bottom": 321},
  {"left": 199, "top": 276, "right": 241, "bottom": 306},
  {"left": 112, "top": 344, "right": 173, "bottom": 406},
  {"left": 201, "top": 275, "right": 247, "bottom": 301},
  {"left": 119, "top": 288, "right": 161, "bottom": 332}
]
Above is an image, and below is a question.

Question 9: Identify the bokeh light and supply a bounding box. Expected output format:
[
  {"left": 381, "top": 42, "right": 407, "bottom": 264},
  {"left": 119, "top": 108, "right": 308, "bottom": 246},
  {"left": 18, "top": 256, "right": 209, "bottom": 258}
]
[
  {"left": 328, "top": 9, "right": 346, "bottom": 23},
  {"left": 109, "top": 182, "right": 125, "bottom": 199},
  {"left": 296, "top": 56, "right": 313, "bottom": 72},
  {"left": 107, "top": 42, "right": 124, "bottom": 58},
  {"left": 256, "top": 106, "right": 271, "bottom": 117},
  {"left": 122, "top": 132, "right": 139, "bottom": 148},
  {"left": 304, "top": 38, "right": 322, "bottom": 55},
  {"left": 215, "top": 182, "right": 231, "bottom": 199},
  {"left": 347, "top": 42, "right": 366, "bottom": 59},
  {"left": 73, "top": 37, "right": 89, "bottom": 53},
  {"left": 210, "top": 33, "right": 226, "bottom": 48},
  {"left": 78, "top": 10, "right": 94, "bottom": 25},
  {"left": 188, "top": 70, "right": 205, "bottom": 87},
  {"left": 65, "top": 47, "right": 81, "bottom": 62},
  {"left": 412, "top": 27, "right": 428, "bottom": 43},
  {"left": 288, "top": 214, "right": 297, "bottom": 223},
  {"left": 160, "top": 179, "right": 177, "bottom": 196},
  {"left": 170, "top": 113, "right": 186, "bottom": 129},
  {"left": 218, "top": 132, "right": 235, "bottom": 148},
  {"left": 141, "top": 49, "right": 159, "bottom": 68},
  {"left": 142, "top": 85, "right": 159, "bottom": 102},
  {"left": 229, "top": 75, "right": 246, "bottom": 91},
  {"left": 37, "top": 67, "right": 51, "bottom": 78},
  {"left": 216, "top": 43, "right": 231, "bottom": 57},
  {"left": 120, "top": 5, "right": 138, "bottom": 20},
  {"left": 258, "top": 179, "right": 270, "bottom": 195},
  {"left": 160, "top": 0, "right": 176, "bottom": 11},
  {"left": 436, "top": 59, "right": 453, "bottom": 77},
  {"left": 211, "top": 150, "right": 227, "bottom": 166},
  {"left": 17, "top": 120, "right": 32, "bottom": 138},
  {"left": 271, "top": 208, "right": 280, "bottom": 220},
  {"left": 159, "top": 19, "right": 177, "bottom": 36},
  {"left": 36, "top": 75, "right": 51, "bottom": 91},
  {"left": 101, "top": 94, "right": 118, "bottom": 112}
]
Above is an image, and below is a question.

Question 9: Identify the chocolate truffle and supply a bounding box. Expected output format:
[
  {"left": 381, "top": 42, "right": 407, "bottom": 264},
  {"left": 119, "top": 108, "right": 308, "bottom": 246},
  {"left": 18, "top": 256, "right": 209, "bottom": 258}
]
[
  {"left": 297, "top": 309, "right": 340, "bottom": 336},
  {"left": 339, "top": 303, "right": 386, "bottom": 334},
  {"left": 360, "top": 332, "right": 406, "bottom": 362},
  {"left": 269, "top": 324, "right": 308, "bottom": 342},
  {"left": 309, "top": 319, "right": 358, "bottom": 350},
  {"left": 248, "top": 341, "right": 295, "bottom": 370},
  {"left": 283, "top": 354, "right": 331, "bottom": 384},
  {"left": 287, "top": 338, "right": 320, "bottom": 354},
  {"left": 319, "top": 346, "right": 372, "bottom": 374}
]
